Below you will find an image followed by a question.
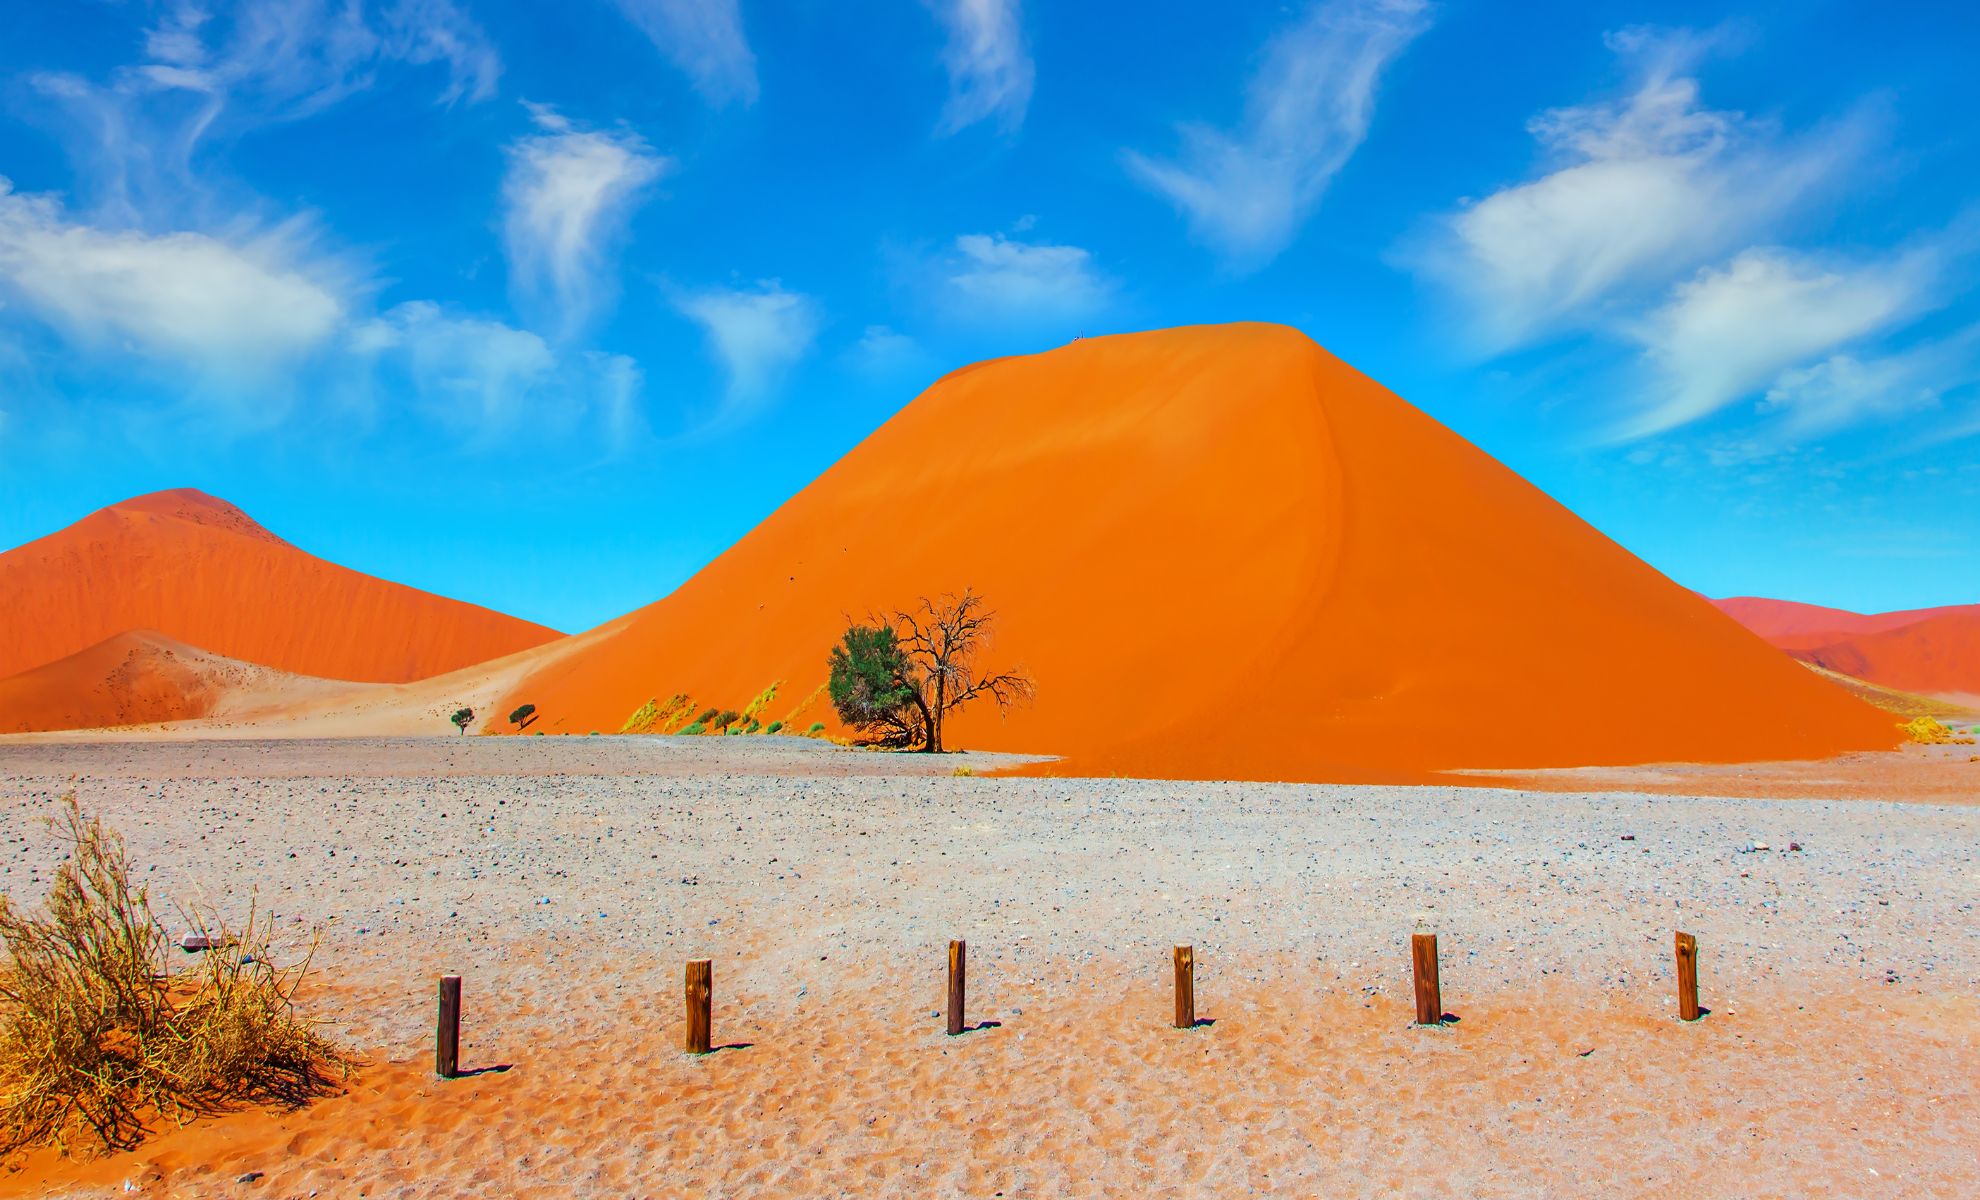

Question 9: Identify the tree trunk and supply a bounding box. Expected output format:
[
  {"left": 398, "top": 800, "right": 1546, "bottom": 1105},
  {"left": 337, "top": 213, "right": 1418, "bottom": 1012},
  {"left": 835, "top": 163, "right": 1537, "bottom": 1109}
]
[{"left": 926, "top": 673, "right": 946, "bottom": 753}]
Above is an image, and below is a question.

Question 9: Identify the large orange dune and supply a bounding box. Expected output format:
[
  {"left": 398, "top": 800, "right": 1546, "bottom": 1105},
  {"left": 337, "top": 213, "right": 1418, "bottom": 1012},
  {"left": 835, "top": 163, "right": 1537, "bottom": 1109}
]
[
  {"left": 496, "top": 322, "right": 1896, "bottom": 781},
  {"left": 1714, "top": 596, "right": 1980, "bottom": 698},
  {"left": 0, "top": 488, "right": 560, "bottom": 685}
]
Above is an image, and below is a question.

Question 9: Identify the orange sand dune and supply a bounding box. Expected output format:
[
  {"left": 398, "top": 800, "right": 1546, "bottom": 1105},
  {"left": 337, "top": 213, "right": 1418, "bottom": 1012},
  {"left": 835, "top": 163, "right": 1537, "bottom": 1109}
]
[
  {"left": 496, "top": 323, "right": 1895, "bottom": 780},
  {"left": 0, "top": 489, "right": 560, "bottom": 685},
  {"left": 0, "top": 630, "right": 368, "bottom": 734},
  {"left": 1712, "top": 595, "right": 1973, "bottom": 640}
]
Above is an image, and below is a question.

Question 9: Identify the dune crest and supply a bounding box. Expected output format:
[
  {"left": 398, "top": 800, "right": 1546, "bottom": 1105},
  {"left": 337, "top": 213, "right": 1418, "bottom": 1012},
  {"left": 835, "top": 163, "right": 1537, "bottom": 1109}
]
[
  {"left": 0, "top": 488, "right": 560, "bottom": 686},
  {"left": 493, "top": 322, "right": 1895, "bottom": 781}
]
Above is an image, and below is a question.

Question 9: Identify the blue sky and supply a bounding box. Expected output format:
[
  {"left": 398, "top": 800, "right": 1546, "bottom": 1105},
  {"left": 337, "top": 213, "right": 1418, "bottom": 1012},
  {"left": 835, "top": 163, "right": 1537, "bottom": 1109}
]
[{"left": 1, "top": 0, "right": 1975, "bottom": 632}]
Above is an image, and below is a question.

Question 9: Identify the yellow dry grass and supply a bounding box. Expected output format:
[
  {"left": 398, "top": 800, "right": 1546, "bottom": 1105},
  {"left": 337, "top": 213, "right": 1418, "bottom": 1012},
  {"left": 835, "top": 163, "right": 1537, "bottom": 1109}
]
[{"left": 0, "top": 793, "right": 351, "bottom": 1158}]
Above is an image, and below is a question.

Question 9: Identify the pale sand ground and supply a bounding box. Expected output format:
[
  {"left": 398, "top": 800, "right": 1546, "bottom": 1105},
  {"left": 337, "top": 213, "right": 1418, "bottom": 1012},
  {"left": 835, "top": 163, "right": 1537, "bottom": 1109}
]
[{"left": 2, "top": 737, "right": 1977, "bottom": 1197}]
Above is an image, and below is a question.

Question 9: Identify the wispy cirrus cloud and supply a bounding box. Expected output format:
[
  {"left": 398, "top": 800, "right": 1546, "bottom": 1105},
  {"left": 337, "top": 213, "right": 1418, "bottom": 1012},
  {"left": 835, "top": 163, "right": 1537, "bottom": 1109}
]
[
  {"left": 350, "top": 301, "right": 645, "bottom": 448},
  {"left": 1124, "top": 0, "right": 1430, "bottom": 271},
  {"left": 0, "top": 177, "right": 351, "bottom": 379},
  {"left": 1407, "top": 26, "right": 1866, "bottom": 350},
  {"left": 606, "top": 0, "right": 758, "bottom": 106},
  {"left": 671, "top": 282, "right": 820, "bottom": 426},
  {"left": 1620, "top": 245, "right": 1940, "bottom": 439},
  {"left": 502, "top": 104, "right": 669, "bottom": 339},
  {"left": 1760, "top": 332, "right": 1980, "bottom": 440},
  {"left": 34, "top": 0, "right": 500, "bottom": 223},
  {"left": 931, "top": 232, "right": 1112, "bottom": 326},
  {"left": 928, "top": 0, "right": 1033, "bottom": 135}
]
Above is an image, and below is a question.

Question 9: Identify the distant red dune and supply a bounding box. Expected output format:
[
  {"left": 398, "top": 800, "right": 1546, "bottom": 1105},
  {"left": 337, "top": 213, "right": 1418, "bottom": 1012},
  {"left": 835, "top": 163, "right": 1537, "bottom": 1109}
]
[
  {"left": 1714, "top": 596, "right": 1980, "bottom": 698},
  {"left": 0, "top": 488, "right": 560, "bottom": 686},
  {"left": 495, "top": 323, "right": 1896, "bottom": 781},
  {"left": 1712, "top": 596, "right": 1973, "bottom": 641}
]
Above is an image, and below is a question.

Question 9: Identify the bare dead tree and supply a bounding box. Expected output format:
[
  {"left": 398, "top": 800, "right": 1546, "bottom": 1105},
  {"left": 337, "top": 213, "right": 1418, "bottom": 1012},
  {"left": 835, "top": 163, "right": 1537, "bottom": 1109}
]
[{"left": 892, "top": 590, "right": 1035, "bottom": 753}]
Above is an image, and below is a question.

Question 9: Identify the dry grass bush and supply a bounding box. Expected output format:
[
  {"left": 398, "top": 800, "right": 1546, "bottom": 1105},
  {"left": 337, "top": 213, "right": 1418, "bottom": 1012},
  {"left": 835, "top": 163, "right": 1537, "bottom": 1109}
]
[{"left": 0, "top": 793, "right": 352, "bottom": 1158}]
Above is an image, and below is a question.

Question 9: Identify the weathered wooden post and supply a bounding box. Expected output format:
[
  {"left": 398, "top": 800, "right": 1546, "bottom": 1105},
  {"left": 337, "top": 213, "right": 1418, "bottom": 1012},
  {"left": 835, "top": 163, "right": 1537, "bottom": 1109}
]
[
  {"left": 685, "top": 959, "right": 713, "bottom": 1054},
  {"left": 435, "top": 975, "right": 462, "bottom": 1078},
  {"left": 1173, "top": 945, "right": 1196, "bottom": 1029},
  {"left": 1411, "top": 933, "right": 1442, "bottom": 1026},
  {"left": 946, "top": 940, "right": 967, "bottom": 1035},
  {"left": 1675, "top": 931, "right": 1701, "bottom": 1021}
]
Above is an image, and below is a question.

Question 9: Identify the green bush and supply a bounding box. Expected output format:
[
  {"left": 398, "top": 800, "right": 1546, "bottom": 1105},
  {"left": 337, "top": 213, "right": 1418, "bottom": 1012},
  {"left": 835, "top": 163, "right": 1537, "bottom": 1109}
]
[
  {"left": 765, "top": 721, "right": 783, "bottom": 734},
  {"left": 681, "top": 722, "right": 707, "bottom": 735},
  {"left": 694, "top": 707, "right": 719, "bottom": 725},
  {"left": 808, "top": 722, "right": 826, "bottom": 734},
  {"left": 714, "top": 710, "right": 740, "bottom": 730}
]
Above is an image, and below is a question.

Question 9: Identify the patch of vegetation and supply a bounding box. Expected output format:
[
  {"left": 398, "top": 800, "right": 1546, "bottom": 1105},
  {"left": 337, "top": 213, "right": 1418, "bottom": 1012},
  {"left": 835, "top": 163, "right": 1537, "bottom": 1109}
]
[
  {"left": 827, "top": 590, "right": 1033, "bottom": 752},
  {"left": 951, "top": 765, "right": 975, "bottom": 777},
  {"left": 713, "top": 710, "right": 741, "bottom": 731},
  {"left": 508, "top": 703, "right": 537, "bottom": 731},
  {"left": 449, "top": 707, "right": 473, "bottom": 735},
  {"left": 765, "top": 721, "right": 783, "bottom": 734},
  {"left": 808, "top": 722, "right": 826, "bottom": 734},
  {"left": 680, "top": 722, "right": 707, "bottom": 735},
  {"left": 0, "top": 795, "right": 351, "bottom": 1157},
  {"left": 1901, "top": 716, "right": 1976, "bottom": 745}
]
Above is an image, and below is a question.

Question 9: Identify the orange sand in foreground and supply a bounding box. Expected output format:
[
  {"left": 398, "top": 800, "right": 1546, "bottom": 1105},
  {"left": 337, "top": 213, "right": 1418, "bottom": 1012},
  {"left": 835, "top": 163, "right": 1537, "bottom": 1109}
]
[
  {"left": 10, "top": 974, "right": 1975, "bottom": 1200},
  {"left": 500, "top": 323, "right": 1895, "bottom": 781},
  {"left": 0, "top": 489, "right": 559, "bottom": 686}
]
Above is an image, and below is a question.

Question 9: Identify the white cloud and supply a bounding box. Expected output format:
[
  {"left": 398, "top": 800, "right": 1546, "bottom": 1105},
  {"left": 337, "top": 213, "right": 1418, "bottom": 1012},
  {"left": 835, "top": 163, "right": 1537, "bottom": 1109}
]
[
  {"left": 608, "top": 0, "right": 758, "bottom": 106},
  {"left": 930, "top": 0, "right": 1033, "bottom": 135},
  {"left": 1621, "top": 247, "right": 1935, "bottom": 438},
  {"left": 1412, "top": 27, "right": 1862, "bottom": 349},
  {"left": 1761, "top": 330, "right": 1980, "bottom": 439},
  {"left": 847, "top": 324, "right": 938, "bottom": 380},
  {"left": 1123, "top": 0, "right": 1429, "bottom": 270},
  {"left": 352, "top": 301, "right": 644, "bottom": 445},
  {"left": 35, "top": 0, "right": 500, "bottom": 222},
  {"left": 941, "top": 233, "right": 1111, "bottom": 323},
  {"left": 673, "top": 282, "right": 820, "bottom": 416},
  {"left": 503, "top": 105, "right": 669, "bottom": 339},
  {"left": 0, "top": 177, "right": 349, "bottom": 376}
]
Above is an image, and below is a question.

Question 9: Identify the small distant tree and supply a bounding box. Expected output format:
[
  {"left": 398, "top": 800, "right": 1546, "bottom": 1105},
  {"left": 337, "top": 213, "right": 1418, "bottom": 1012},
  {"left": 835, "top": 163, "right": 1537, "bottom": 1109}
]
[
  {"left": 509, "top": 703, "right": 537, "bottom": 731},
  {"left": 449, "top": 707, "right": 473, "bottom": 736},
  {"left": 827, "top": 589, "right": 1034, "bottom": 753}
]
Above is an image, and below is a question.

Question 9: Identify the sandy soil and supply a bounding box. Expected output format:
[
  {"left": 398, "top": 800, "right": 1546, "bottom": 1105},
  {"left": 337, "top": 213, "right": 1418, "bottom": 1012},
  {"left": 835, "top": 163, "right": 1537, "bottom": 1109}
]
[
  {"left": 2, "top": 737, "right": 1976, "bottom": 1197},
  {"left": 1475, "top": 741, "right": 1980, "bottom": 804}
]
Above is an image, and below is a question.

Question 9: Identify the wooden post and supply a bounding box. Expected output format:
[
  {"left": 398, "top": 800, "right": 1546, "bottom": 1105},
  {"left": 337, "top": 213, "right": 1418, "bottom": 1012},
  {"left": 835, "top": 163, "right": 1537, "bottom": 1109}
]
[
  {"left": 946, "top": 939, "right": 967, "bottom": 1035},
  {"left": 1675, "top": 931, "right": 1700, "bottom": 1021},
  {"left": 435, "top": 975, "right": 461, "bottom": 1078},
  {"left": 1173, "top": 944, "right": 1195, "bottom": 1029},
  {"left": 1411, "top": 933, "right": 1442, "bottom": 1026},
  {"left": 684, "top": 959, "right": 713, "bottom": 1054}
]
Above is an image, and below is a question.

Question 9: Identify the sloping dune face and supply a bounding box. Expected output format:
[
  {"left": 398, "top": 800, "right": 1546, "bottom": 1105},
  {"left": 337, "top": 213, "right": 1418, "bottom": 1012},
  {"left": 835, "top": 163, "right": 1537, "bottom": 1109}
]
[
  {"left": 0, "top": 630, "right": 303, "bottom": 733},
  {"left": 0, "top": 489, "right": 561, "bottom": 684},
  {"left": 501, "top": 323, "right": 1895, "bottom": 780}
]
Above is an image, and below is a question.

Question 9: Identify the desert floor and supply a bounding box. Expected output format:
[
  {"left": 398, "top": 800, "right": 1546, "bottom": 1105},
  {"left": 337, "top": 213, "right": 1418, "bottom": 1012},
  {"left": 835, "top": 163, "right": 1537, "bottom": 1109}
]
[{"left": 1, "top": 736, "right": 1977, "bottom": 1198}]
